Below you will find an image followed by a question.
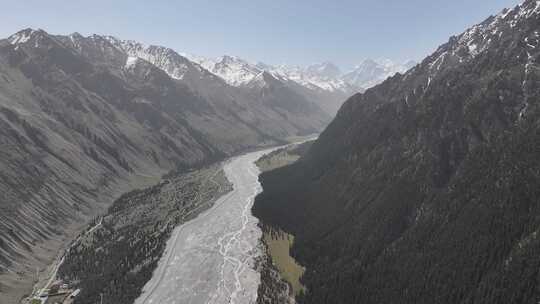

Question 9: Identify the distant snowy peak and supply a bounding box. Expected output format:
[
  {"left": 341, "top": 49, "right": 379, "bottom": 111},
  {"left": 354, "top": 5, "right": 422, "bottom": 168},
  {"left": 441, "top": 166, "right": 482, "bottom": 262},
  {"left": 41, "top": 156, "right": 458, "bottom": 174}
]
[
  {"left": 102, "top": 36, "right": 214, "bottom": 83},
  {"left": 8, "top": 28, "right": 55, "bottom": 48},
  {"left": 176, "top": 50, "right": 412, "bottom": 94},
  {"left": 246, "top": 71, "right": 280, "bottom": 89},
  {"left": 104, "top": 37, "right": 187, "bottom": 80},
  {"left": 8, "top": 28, "right": 37, "bottom": 44},
  {"left": 342, "top": 59, "right": 416, "bottom": 89},
  {"left": 188, "top": 54, "right": 360, "bottom": 93},
  {"left": 268, "top": 64, "right": 357, "bottom": 93},
  {"left": 216, "top": 55, "right": 262, "bottom": 84},
  {"left": 8, "top": 29, "right": 412, "bottom": 94},
  {"left": 269, "top": 60, "right": 418, "bottom": 93},
  {"left": 183, "top": 53, "right": 217, "bottom": 71},
  {"left": 191, "top": 55, "right": 263, "bottom": 86},
  {"left": 305, "top": 62, "right": 342, "bottom": 79},
  {"left": 124, "top": 56, "right": 140, "bottom": 69}
]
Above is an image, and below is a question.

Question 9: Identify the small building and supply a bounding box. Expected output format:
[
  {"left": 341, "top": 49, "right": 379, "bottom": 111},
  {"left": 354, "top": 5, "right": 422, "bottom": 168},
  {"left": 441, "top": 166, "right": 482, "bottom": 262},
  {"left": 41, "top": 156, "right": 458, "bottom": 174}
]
[
  {"left": 39, "top": 289, "right": 50, "bottom": 297},
  {"left": 69, "top": 289, "right": 81, "bottom": 299}
]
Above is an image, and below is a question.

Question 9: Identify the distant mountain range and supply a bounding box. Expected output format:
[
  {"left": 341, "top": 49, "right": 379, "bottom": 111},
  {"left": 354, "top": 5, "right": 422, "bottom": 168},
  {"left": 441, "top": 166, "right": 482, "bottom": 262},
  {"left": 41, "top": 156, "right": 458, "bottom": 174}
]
[
  {"left": 190, "top": 55, "right": 415, "bottom": 92},
  {"left": 187, "top": 54, "right": 415, "bottom": 114},
  {"left": 342, "top": 59, "right": 417, "bottom": 89}
]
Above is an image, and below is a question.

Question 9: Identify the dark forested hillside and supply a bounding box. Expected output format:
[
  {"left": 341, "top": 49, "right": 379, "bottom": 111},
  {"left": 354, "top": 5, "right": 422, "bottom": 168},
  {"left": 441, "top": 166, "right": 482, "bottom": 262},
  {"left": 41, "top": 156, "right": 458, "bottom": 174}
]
[
  {"left": 253, "top": 1, "right": 540, "bottom": 303},
  {"left": 58, "top": 165, "right": 231, "bottom": 304}
]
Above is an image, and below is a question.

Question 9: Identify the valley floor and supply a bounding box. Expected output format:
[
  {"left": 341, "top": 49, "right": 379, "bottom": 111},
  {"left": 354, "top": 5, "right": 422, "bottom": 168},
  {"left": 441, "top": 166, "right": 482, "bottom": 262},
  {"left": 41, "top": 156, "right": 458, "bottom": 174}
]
[
  {"left": 14, "top": 138, "right": 315, "bottom": 304},
  {"left": 133, "top": 148, "right": 279, "bottom": 304}
]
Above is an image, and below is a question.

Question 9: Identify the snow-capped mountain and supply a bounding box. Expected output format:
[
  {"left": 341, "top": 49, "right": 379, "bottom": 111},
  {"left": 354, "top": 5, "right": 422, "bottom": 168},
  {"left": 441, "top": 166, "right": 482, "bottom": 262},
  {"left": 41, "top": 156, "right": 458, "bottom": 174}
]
[
  {"left": 102, "top": 36, "right": 218, "bottom": 83},
  {"left": 269, "top": 63, "right": 358, "bottom": 93},
  {"left": 305, "top": 62, "right": 342, "bottom": 79},
  {"left": 61, "top": 32, "right": 414, "bottom": 115},
  {"left": 183, "top": 54, "right": 359, "bottom": 114},
  {"left": 187, "top": 54, "right": 358, "bottom": 93},
  {"left": 342, "top": 59, "right": 417, "bottom": 89},
  {"left": 184, "top": 53, "right": 418, "bottom": 114},
  {"left": 187, "top": 55, "right": 261, "bottom": 86},
  {"left": 190, "top": 53, "right": 416, "bottom": 95}
]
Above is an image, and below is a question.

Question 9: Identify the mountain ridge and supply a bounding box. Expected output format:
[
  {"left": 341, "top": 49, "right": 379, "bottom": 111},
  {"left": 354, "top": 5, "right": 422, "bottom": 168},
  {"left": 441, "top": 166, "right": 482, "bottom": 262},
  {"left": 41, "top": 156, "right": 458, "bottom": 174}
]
[
  {"left": 190, "top": 54, "right": 416, "bottom": 93},
  {"left": 253, "top": 1, "right": 540, "bottom": 303},
  {"left": 188, "top": 53, "right": 416, "bottom": 115}
]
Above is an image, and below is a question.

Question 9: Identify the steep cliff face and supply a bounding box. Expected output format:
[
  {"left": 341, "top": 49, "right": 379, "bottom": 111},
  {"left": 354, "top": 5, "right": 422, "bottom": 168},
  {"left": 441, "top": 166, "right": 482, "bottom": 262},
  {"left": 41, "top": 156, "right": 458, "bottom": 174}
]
[
  {"left": 0, "top": 28, "right": 329, "bottom": 301},
  {"left": 254, "top": 1, "right": 540, "bottom": 303}
]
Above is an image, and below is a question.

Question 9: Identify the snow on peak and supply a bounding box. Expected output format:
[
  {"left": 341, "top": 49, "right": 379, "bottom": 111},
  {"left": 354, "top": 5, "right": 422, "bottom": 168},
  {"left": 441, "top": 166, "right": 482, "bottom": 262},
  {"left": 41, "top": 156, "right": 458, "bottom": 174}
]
[
  {"left": 68, "top": 32, "right": 84, "bottom": 45},
  {"left": 181, "top": 53, "right": 216, "bottom": 70},
  {"left": 125, "top": 56, "right": 139, "bottom": 69},
  {"left": 422, "top": 0, "right": 540, "bottom": 80},
  {"left": 342, "top": 59, "right": 414, "bottom": 89},
  {"left": 304, "top": 62, "right": 342, "bottom": 79},
  {"left": 174, "top": 48, "right": 412, "bottom": 94},
  {"left": 265, "top": 63, "right": 352, "bottom": 92},
  {"left": 246, "top": 70, "right": 273, "bottom": 88},
  {"left": 9, "top": 29, "right": 35, "bottom": 44},
  {"left": 186, "top": 53, "right": 363, "bottom": 93},
  {"left": 105, "top": 37, "right": 193, "bottom": 80},
  {"left": 194, "top": 55, "right": 412, "bottom": 93},
  {"left": 8, "top": 28, "right": 49, "bottom": 47},
  {"left": 208, "top": 55, "right": 262, "bottom": 86}
]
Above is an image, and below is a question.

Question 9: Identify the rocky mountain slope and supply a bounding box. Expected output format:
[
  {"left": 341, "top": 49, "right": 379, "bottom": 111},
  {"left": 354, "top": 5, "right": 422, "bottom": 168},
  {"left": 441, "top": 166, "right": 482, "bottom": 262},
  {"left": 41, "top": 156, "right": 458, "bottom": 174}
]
[
  {"left": 0, "top": 28, "right": 329, "bottom": 302},
  {"left": 254, "top": 1, "right": 540, "bottom": 303}
]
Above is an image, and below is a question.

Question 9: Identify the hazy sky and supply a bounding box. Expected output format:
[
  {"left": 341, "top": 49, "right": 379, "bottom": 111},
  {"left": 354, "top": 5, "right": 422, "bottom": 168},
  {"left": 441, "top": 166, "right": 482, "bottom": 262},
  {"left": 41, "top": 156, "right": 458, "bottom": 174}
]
[{"left": 0, "top": 0, "right": 522, "bottom": 69}]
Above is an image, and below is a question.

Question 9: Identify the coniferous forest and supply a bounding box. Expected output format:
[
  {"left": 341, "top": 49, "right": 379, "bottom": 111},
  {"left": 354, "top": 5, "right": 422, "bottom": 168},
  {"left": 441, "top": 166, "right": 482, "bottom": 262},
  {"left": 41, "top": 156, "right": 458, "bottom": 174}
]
[{"left": 254, "top": 2, "right": 540, "bottom": 303}]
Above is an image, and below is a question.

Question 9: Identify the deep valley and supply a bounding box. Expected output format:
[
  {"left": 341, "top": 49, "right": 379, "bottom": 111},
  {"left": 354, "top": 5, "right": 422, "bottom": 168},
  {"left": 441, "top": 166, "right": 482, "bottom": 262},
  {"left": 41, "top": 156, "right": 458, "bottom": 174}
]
[{"left": 2, "top": 1, "right": 540, "bottom": 304}]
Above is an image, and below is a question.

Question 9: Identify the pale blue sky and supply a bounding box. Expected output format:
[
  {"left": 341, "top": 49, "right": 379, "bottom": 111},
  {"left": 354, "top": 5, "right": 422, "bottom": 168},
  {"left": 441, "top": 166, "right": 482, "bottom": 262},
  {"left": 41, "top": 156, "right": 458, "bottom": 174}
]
[{"left": 0, "top": 0, "right": 522, "bottom": 68}]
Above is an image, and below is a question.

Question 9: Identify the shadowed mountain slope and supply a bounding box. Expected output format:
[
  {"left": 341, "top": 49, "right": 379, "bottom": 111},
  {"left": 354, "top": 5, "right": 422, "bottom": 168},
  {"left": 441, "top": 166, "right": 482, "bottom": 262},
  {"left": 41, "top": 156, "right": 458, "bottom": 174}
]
[{"left": 254, "top": 1, "right": 540, "bottom": 303}]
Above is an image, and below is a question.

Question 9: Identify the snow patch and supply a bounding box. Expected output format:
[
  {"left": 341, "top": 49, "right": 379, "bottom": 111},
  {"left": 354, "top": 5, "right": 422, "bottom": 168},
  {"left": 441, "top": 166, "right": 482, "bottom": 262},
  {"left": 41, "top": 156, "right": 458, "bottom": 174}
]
[
  {"left": 125, "top": 56, "right": 139, "bottom": 69},
  {"left": 8, "top": 30, "right": 34, "bottom": 45}
]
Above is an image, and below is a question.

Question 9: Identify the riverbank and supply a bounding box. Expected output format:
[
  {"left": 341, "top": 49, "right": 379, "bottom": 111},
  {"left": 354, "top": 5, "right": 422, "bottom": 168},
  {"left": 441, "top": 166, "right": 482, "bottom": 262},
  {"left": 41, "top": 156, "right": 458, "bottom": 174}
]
[
  {"left": 15, "top": 139, "right": 283, "bottom": 304},
  {"left": 254, "top": 141, "right": 314, "bottom": 303},
  {"left": 17, "top": 138, "right": 314, "bottom": 304},
  {"left": 133, "top": 147, "right": 283, "bottom": 304},
  {"left": 50, "top": 164, "right": 231, "bottom": 304}
]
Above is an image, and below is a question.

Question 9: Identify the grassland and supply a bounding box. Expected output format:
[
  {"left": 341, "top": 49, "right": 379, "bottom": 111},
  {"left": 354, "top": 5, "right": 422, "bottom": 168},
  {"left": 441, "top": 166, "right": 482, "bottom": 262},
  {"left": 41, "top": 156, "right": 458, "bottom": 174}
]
[
  {"left": 255, "top": 140, "right": 314, "bottom": 173},
  {"left": 263, "top": 228, "right": 305, "bottom": 296}
]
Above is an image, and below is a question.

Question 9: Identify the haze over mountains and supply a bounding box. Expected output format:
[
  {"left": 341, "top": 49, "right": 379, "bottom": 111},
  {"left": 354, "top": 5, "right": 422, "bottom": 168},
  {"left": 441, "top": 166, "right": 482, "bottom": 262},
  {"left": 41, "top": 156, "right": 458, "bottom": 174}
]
[
  {"left": 189, "top": 55, "right": 416, "bottom": 114},
  {"left": 342, "top": 59, "right": 417, "bottom": 90},
  {"left": 189, "top": 54, "right": 415, "bottom": 91}
]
